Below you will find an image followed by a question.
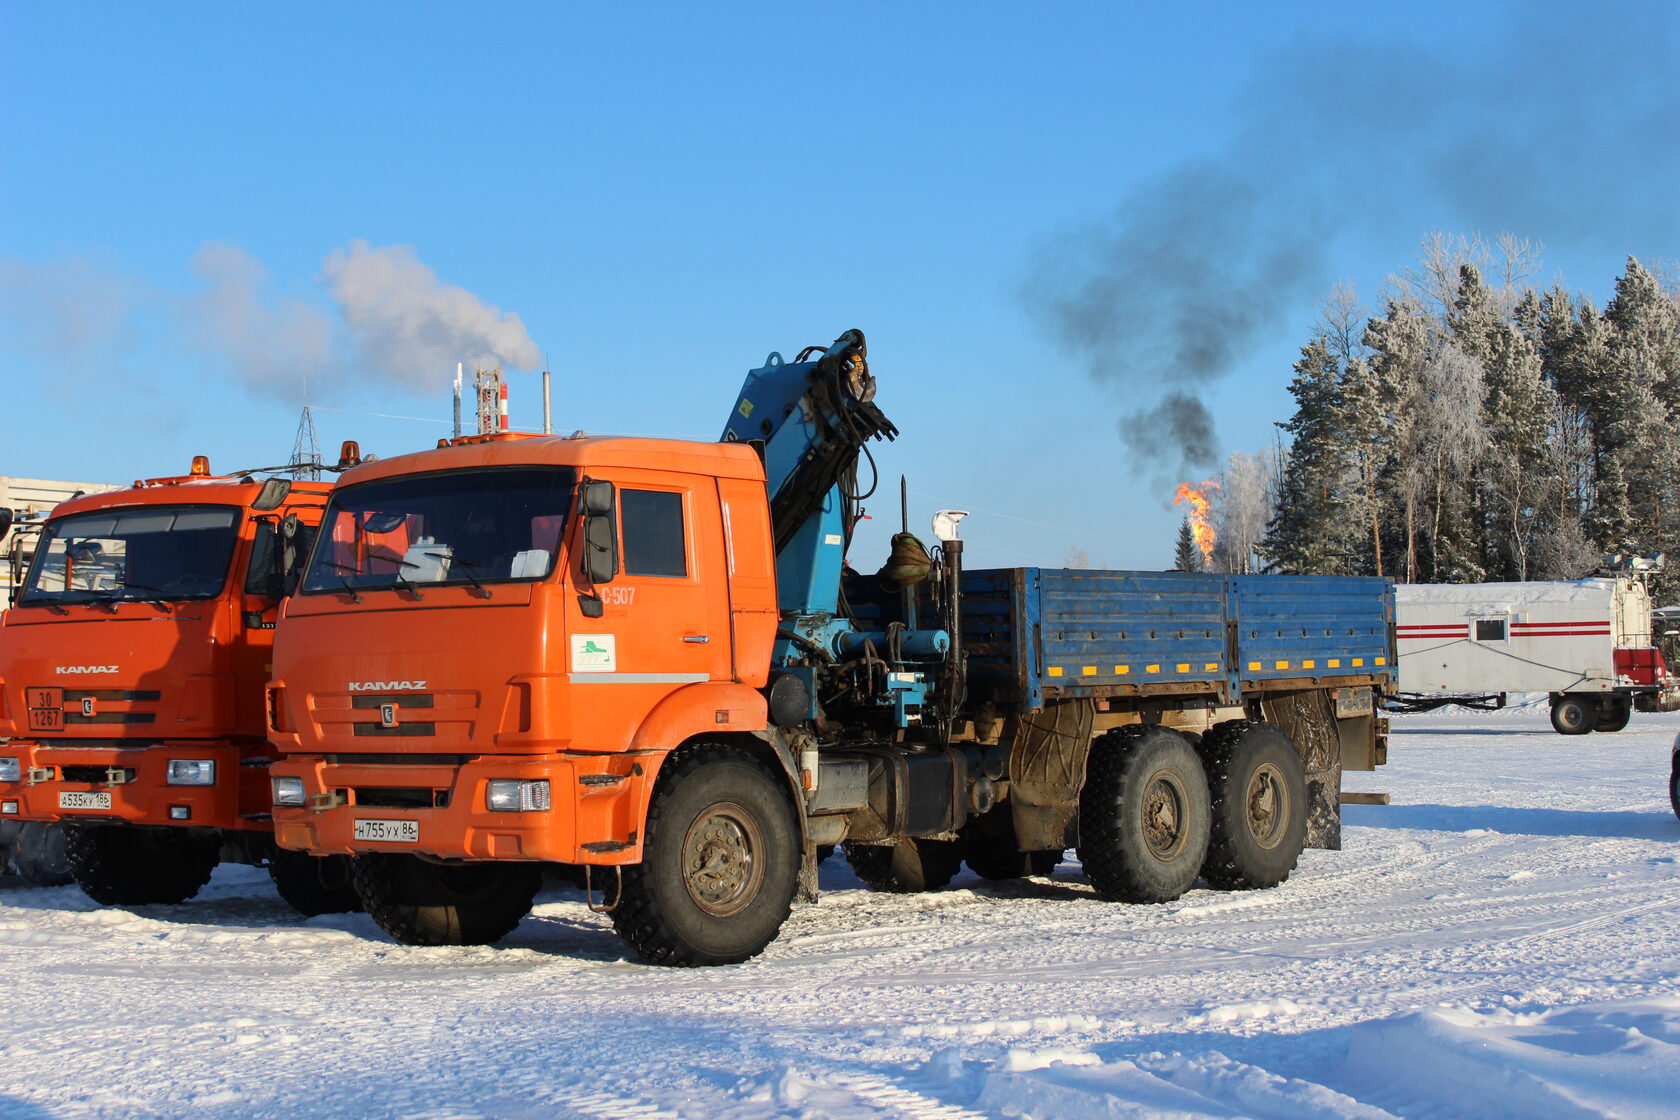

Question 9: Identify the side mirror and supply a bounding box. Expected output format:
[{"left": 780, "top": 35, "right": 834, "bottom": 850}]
[
  {"left": 581, "top": 479, "right": 615, "bottom": 517},
  {"left": 251, "top": 478, "right": 292, "bottom": 511},
  {"left": 578, "top": 478, "right": 618, "bottom": 607},
  {"left": 279, "top": 513, "right": 305, "bottom": 595},
  {"left": 0, "top": 508, "right": 12, "bottom": 539}
]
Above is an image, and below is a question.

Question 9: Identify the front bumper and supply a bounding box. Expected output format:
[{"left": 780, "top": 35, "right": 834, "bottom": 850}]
[
  {"left": 0, "top": 740, "right": 271, "bottom": 830},
  {"left": 269, "top": 752, "right": 653, "bottom": 865}
]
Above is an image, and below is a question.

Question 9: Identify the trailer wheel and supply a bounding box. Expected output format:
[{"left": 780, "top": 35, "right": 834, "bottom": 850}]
[
  {"left": 64, "top": 824, "right": 220, "bottom": 905},
  {"left": 1197, "top": 721, "right": 1307, "bottom": 890},
  {"left": 1551, "top": 695, "right": 1595, "bottom": 735},
  {"left": 269, "top": 849, "right": 362, "bottom": 916},
  {"left": 845, "top": 839, "right": 965, "bottom": 892},
  {"left": 963, "top": 831, "right": 1061, "bottom": 881},
  {"left": 1595, "top": 699, "right": 1631, "bottom": 733},
  {"left": 9, "top": 823, "right": 73, "bottom": 887},
  {"left": 353, "top": 853, "right": 539, "bottom": 946},
  {"left": 611, "top": 744, "right": 799, "bottom": 966},
  {"left": 1076, "top": 726, "right": 1210, "bottom": 903}
]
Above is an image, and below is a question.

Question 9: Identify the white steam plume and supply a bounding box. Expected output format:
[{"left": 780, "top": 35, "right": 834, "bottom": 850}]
[
  {"left": 323, "top": 240, "right": 540, "bottom": 386},
  {"left": 187, "top": 243, "right": 334, "bottom": 392}
]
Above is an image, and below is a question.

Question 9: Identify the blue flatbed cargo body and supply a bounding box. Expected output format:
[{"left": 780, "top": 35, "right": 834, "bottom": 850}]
[{"left": 953, "top": 568, "right": 1394, "bottom": 710}]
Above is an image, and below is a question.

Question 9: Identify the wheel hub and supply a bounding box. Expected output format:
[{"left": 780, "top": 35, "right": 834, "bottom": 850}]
[
  {"left": 1142, "top": 772, "right": 1189, "bottom": 861},
  {"left": 682, "top": 803, "right": 763, "bottom": 917},
  {"left": 1246, "top": 762, "right": 1287, "bottom": 849}
]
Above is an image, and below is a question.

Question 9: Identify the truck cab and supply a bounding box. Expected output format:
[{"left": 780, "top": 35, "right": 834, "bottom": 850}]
[
  {"left": 0, "top": 460, "right": 357, "bottom": 913},
  {"left": 268, "top": 433, "right": 779, "bottom": 881}
]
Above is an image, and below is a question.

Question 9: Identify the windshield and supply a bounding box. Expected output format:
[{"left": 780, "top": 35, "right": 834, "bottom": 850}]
[
  {"left": 301, "top": 468, "right": 576, "bottom": 595},
  {"left": 20, "top": 505, "right": 242, "bottom": 605}
]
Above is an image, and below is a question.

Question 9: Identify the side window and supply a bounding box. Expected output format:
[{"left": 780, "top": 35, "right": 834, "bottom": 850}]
[
  {"left": 244, "top": 520, "right": 318, "bottom": 598},
  {"left": 1473, "top": 617, "right": 1507, "bottom": 642},
  {"left": 621, "top": 490, "right": 687, "bottom": 577}
]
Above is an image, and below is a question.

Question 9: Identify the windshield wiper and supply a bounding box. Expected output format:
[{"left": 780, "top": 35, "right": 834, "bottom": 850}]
[
  {"left": 315, "top": 560, "right": 365, "bottom": 604},
  {"left": 426, "top": 552, "right": 492, "bottom": 599},
  {"left": 17, "top": 593, "right": 68, "bottom": 616},
  {"left": 390, "top": 559, "right": 425, "bottom": 601},
  {"left": 107, "top": 583, "right": 175, "bottom": 614}
]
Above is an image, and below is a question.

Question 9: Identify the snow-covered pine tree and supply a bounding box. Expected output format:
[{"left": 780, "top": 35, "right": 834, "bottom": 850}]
[{"left": 1261, "top": 337, "right": 1357, "bottom": 574}]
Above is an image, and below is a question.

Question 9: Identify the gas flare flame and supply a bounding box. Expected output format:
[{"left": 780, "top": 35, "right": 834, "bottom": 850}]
[{"left": 1173, "top": 480, "right": 1220, "bottom": 565}]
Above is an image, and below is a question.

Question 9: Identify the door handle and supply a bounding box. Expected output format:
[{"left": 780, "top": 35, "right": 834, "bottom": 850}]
[{"left": 682, "top": 635, "right": 710, "bottom": 644}]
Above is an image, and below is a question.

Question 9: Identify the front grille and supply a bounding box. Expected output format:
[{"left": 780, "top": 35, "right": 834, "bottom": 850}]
[
  {"left": 350, "top": 695, "right": 435, "bottom": 709},
  {"left": 64, "top": 712, "right": 155, "bottom": 725},
  {"left": 61, "top": 690, "right": 162, "bottom": 702},
  {"left": 351, "top": 787, "right": 449, "bottom": 809},
  {"left": 60, "top": 766, "right": 136, "bottom": 784},
  {"left": 352, "top": 722, "right": 437, "bottom": 737}
]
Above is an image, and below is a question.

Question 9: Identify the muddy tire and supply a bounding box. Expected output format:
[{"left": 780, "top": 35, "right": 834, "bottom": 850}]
[
  {"left": 65, "top": 824, "right": 220, "bottom": 905},
  {"left": 1595, "top": 700, "right": 1631, "bottom": 733},
  {"left": 1198, "top": 721, "right": 1307, "bottom": 890},
  {"left": 269, "top": 849, "right": 362, "bottom": 916},
  {"left": 1077, "top": 725, "right": 1210, "bottom": 903},
  {"left": 612, "top": 745, "right": 799, "bottom": 966},
  {"left": 845, "top": 838, "right": 965, "bottom": 892},
  {"left": 10, "top": 822, "right": 73, "bottom": 887},
  {"left": 963, "top": 831, "right": 1061, "bottom": 881},
  {"left": 1551, "top": 694, "right": 1594, "bottom": 735},
  {"left": 353, "top": 853, "right": 539, "bottom": 946}
]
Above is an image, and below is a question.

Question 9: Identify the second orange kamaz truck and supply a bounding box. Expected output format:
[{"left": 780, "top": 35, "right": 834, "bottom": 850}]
[
  {"left": 269, "top": 332, "right": 1393, "bottom": 964},
  {"left": 0, "top": 455, "right": 360, "bottom": 913}
]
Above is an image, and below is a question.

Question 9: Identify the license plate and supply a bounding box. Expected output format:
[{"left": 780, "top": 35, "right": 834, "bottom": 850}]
[
  {"left": 25, "top": 687, "right": 61, "bottom": 710},
  {"left": 28, "top": 708, "right": 64, "bottom": 732},
  {"left": 354, "top": 819, "right": 419, "bottom": 843},
  {"left": 60, "top": 791, "right": 112, "bottom": 811}
]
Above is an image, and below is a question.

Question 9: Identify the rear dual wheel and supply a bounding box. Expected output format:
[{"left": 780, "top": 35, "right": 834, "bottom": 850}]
[
  {"left": 1077, "top": 726, "right": 1211, "bottom": 903},
  {"left": 845, "top": 838, "right": 965, "bottom": 892},
  {"left": 1197, "top": 721, "right": 1307, "bottom": 890}
]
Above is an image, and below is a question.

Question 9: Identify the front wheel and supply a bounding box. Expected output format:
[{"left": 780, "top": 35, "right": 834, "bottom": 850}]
[
  {"left": 1076, "top": 726, "right": 1210, "bottom": 903},
  {"left": 1198, "top": 721, "right": 1307, "bottom": 890},
  {"left": 1551, "top": 695, "right": 1594, "bottom": 735},
  {"left": 352, "top": 853, "right": 539, "bottom": 946},
  {"left": 269, "top": 849, "right": 362, "bottom": 916},
  {"left": 65, "top": 824, "right": 220, "bottom": 905},
  {"left": 10, "top": 822, "right": 73, "bottom": 887},
  {"left": 611, "top": 745, "right": 799, "bottom": 966}
]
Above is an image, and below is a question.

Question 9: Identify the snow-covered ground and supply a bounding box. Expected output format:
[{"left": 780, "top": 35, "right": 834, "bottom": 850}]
[{"left": 2, "top": 707, "right": 1677, "bottom": 1119}]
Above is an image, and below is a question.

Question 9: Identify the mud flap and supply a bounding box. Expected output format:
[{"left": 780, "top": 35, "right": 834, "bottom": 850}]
[
  {"left": 1007, "top": 699, "right": 1096, "bottom": 851},
  {"left": 1261, "top": 690, "right": 1342, "bottom": 850}
]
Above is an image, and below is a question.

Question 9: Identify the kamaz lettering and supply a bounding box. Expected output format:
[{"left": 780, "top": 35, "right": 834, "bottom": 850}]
[
  {"left": 55, "top": 666, "right": 120, "bottom": 675},
  {"left": 348, "top": 681, "right": 427, "bottom": 692}
]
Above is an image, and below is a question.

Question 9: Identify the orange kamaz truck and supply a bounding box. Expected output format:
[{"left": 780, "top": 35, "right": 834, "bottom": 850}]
[
  {"left": 0, "top": 456, "right": 359, "bottom": 913},
  {"left": 269, "top": 332, "right": 1393, "bottom": 964}
]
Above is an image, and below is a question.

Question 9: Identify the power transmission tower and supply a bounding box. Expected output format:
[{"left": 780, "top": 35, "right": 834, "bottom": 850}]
[{"left": 292, "top": 404, "right": 322, "bottom": 480}]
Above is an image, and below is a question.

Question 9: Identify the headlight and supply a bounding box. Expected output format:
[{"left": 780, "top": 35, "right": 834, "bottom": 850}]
[
  {"left": 0, "top": 758, "right": 19, "bottom": 783},
  {"left": 271, "top": 776, "right": 306, "bottom": 807},
  {"left": 166, "top": 759, "right": 216, "bottom": 786},
  {"left": 486, "top": 779, "right": 550, "bottom": 812}
]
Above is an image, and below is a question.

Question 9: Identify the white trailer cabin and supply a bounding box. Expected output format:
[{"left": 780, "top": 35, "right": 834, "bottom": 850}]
[{"left": 1395, "top": 578, "right": 1676, "bottom": 735}]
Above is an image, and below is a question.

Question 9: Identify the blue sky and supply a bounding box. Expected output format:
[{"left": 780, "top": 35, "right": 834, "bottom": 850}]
[{"left": 3, "top": 2, "right": 1675, "bottom": 570}]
